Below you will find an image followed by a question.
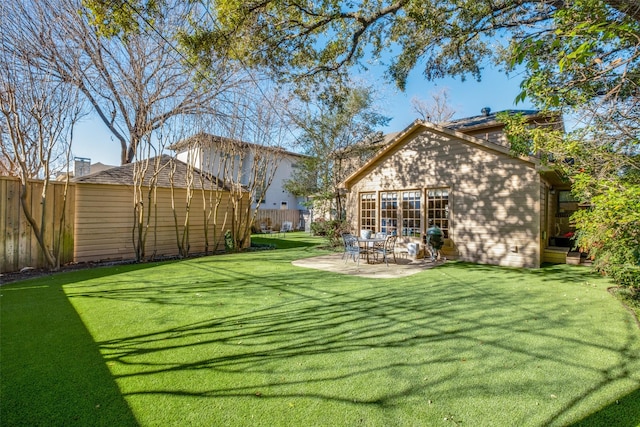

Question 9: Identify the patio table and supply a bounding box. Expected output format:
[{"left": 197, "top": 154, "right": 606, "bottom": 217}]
[{"left": 357, "top": 237, "right": 386, "bottom": 264}]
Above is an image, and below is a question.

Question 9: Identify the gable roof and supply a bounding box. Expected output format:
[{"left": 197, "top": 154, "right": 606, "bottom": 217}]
[
  {"left": 170, "top": 132, "right": 308, "bottom": 160},
  {"left": 341, "top": 119, "right": 539, "bottom": 190},
  {"left": 73, "top": 154, "right": 227, "bottom": 190}
]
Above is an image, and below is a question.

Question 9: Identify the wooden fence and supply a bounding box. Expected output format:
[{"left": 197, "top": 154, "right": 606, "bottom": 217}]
[
  {"left": 253, "top": 209, "right": 308, "bottom": 232},
  {"left": 1, "top": 177, "right": 75, "bottom": 273}
]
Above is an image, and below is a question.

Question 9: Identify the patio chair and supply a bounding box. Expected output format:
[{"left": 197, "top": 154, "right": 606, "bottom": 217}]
[
  {"left": 260, "top": 223, "right": 273, "bottom": 235},
  {"left": 341, "top": 233, "right": 354, "bottom": 260},
  {"left": 373, "top": 235, "right": 397, "bottom": 266},
  {"left": 342, "top": 233, "right": 361, "bottom": 266},
  {"left": 278, "top": 221, "right": 293, "bottom": 237}
]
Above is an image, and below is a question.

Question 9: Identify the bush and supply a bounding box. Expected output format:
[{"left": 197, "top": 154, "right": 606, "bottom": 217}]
[
  {"left": 224, "top": 230, "right": 234, "bottom": 253},
  {"left": 592, "top": 248, "right": 640, "bottom": 288},
  {"left": 310, "top": 219, "right": 349, "bottom": 247},
  {"left": 607, "top": 265, "right": 640, "bottom": 288},
  {"left": 572, "top": 178, "right": 639, "bottom": 288}
]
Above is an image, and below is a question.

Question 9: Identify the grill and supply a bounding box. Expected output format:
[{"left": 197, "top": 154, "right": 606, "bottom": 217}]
[{"left": 424, "top": 225, "right": 444, "bottom": 261}]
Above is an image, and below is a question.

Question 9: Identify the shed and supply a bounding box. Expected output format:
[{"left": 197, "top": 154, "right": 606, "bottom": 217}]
[{"left": 72, "top": 155, "right": 246, "bottom": 263}]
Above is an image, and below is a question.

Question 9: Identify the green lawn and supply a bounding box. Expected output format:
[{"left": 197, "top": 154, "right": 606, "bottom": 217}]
[{"left": 2, "top": 232, "right": 639, "bottom": 426}]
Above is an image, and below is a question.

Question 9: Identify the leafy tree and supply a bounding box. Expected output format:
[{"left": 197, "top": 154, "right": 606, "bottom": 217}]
[
  {"left": 501, "top": 0, "right": 639, "bottom": 286},
  {"left": 284, "top": 84, "right": 389, "bottom": 220},
  {"left": 169, "top": 1, "right": 637, "bottom": 87}
]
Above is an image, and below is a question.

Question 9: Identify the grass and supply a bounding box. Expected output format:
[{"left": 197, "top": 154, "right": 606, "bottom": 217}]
[{"left": 2, "top": 232, "right": 639, "bottom": 426}]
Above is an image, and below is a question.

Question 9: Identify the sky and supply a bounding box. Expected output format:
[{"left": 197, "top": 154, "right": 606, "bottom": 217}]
[{"left": 72, "top": 64, "right": 534, "bottom": 167}]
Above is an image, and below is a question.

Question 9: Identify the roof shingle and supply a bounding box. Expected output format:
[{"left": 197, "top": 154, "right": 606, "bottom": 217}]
[{"left": 72, "top": 155, "right": 226, "bottom": 190}]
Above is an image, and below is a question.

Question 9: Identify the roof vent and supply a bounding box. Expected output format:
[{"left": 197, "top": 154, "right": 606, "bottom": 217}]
[{"left": 481, "top": 107, "right": 491, "bottom": 116}]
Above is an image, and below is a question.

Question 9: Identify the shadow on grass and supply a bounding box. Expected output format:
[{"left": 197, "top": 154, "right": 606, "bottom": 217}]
[
  {"left": 569, "top": 387, "right": 640, "bottom": 426},
  {"left": 61, "top": 257, "right": 640, "bottom": 425},
  {"left": 439, "top": 260, "right": 605, "bottom": 285},
  {"left": 0, "top": 263, "right": 163, "bottom": 426},
  {"left": 3, "top": 253, "right": 639, "bottom": 425}
]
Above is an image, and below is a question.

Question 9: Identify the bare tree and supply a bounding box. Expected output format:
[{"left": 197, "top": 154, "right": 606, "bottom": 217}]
[
  {"left": 285, "top": 84, "right": 389, "bottom": 221},
  {"left": 410, "top": 88, "right": 456, "bottom": 123},
  {"left": 130, "top": 137, "right": 163, "bottom": 261},
  {"left": 176, "top": 89, "right": 294, "bottom": 251},
  {"left": 4, "top": 0, "right": 242, "bottom": 165},
  {"left": 0, "top": 38, "right": 85, "bottom": 269}
]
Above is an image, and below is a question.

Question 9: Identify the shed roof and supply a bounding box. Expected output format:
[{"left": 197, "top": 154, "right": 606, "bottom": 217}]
[{"left": 72, "top": 154, "right": 227, "bottom": 190}]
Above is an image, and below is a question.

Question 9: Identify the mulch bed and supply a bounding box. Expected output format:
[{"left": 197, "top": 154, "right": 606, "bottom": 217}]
[{"left": 0, "top": 261, "right": 133, "bottom": 285}]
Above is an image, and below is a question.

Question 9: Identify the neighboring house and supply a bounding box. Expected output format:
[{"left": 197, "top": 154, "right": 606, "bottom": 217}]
[
  {"left": 55, "top": 160, "right": 117, "bottom": 181},
  {"left": 341, "top": 109, "right": 573, "bottom": 268},
  {"left": 171, "top": 133, "right": 308, "bottom": 212}
]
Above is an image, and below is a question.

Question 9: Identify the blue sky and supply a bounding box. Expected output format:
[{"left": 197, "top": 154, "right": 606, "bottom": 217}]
[{"left": 73, "top": 65, "right": 534, "bottom": 166}]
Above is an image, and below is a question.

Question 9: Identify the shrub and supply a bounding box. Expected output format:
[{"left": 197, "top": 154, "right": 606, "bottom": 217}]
[
  {"left": 310, "top": 219, "right": 349, "bottom": 247},
  {"left": 606, "top": 264, "right": 640, "bottom": 289},
  {"left": 224, "top": 230, "right": 234, "bottom": 253},
  {"left": 573, "top": 178, "right": 640, "bottom": 288}
]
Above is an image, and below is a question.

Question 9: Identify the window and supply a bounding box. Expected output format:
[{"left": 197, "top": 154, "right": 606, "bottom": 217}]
[
  {"left": 254, "top": 184, "right": 267, "bottom": 204},
  {"left": 558, "top": 190, "right": 577, "bottom": 203},
  {"left": 401, "top": 191, "right": 421, "bottom": 237},
  {"left": 427, "top": 189, "right": 450, "bottom": 238},
  {"left": 360, "top": 193, "right": 376, "bottom": 230},
  {"left": 380, "top": 192, "right": 398, "bottom": 234},
  {"left": 280, "top": 201, "right": 288, "bottom": 210},
  {"left": 358, "top": 188, "right": 451, "bottom": 238},
  {"left": 557, "top": 189, "right": 578, "bottom": 216}
]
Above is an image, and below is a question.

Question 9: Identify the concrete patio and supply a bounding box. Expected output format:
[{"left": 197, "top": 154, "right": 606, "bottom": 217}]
[{"left": 292, "top": 252, "right": 445, "bottom": 279}]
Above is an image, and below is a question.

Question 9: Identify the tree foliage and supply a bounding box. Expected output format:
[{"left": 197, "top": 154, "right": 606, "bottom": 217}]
[
  {"left": 284, "top": 84, "right": 389, "bottom": 220},
  {"left": 502, "top": 0, "right": 639, "bottom": 286}
]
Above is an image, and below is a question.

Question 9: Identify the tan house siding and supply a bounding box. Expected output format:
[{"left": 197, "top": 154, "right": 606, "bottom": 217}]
[
  {"left": 74, "top": 183, "right": 239, "bottom": 263},
  {"left": 345, "top": 127, "right": 541, "bottom": 268}
]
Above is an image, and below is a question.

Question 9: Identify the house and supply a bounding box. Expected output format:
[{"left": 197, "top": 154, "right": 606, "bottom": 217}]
[
  {"left": 171, "top": 133, "right": 310, "bottom": 230},
  {"left": 55, "top": 159, "right": 117, "bottom": 181},
  {"left": 341, "top": 109, "right": 572, "bottom": 268}
]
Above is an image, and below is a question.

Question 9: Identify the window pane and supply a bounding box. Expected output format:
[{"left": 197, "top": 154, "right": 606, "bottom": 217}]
[
  {"left": 426, "top": 188, "right": 450, "bottom": 238},
  {"left": 360, "top": 193, "right": 376, "bottom": 231},
  {"left": 380, "top": 191, "right": 398, "bottom": 234},
  {"left": 401, "top": 191, "right": 421, "bottom": 237}
]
